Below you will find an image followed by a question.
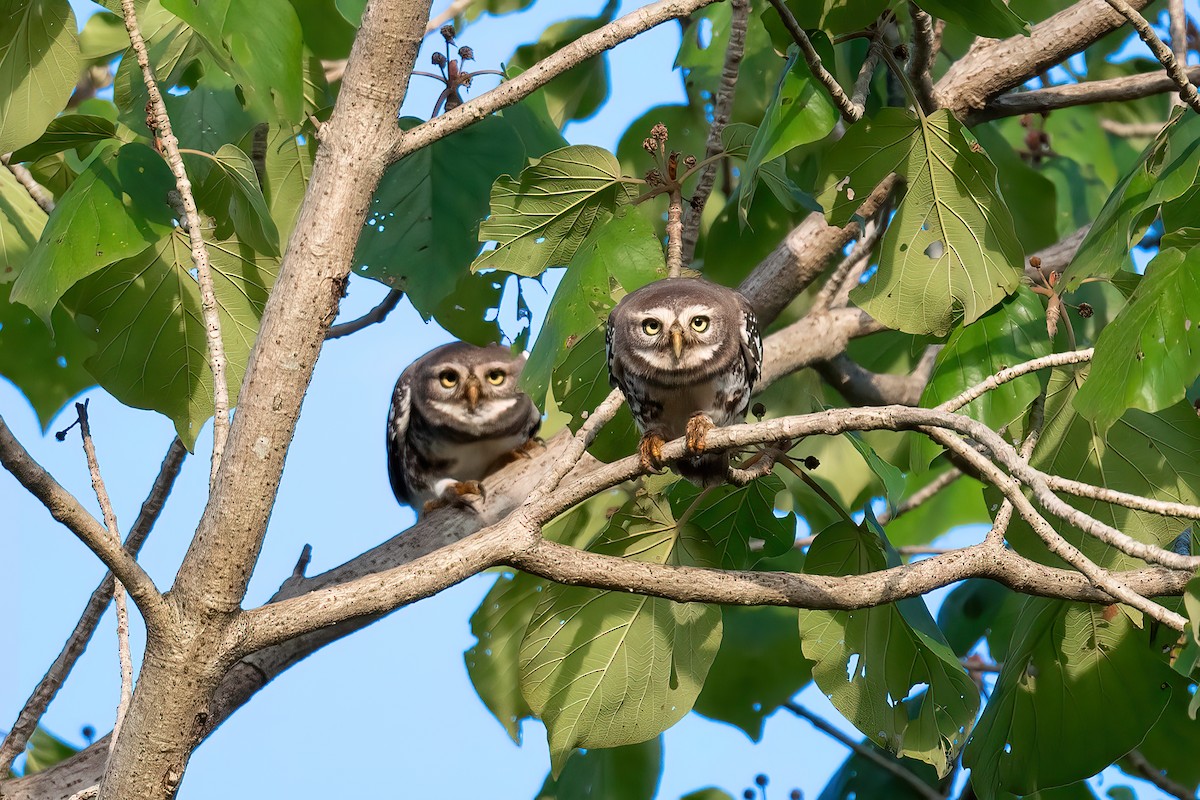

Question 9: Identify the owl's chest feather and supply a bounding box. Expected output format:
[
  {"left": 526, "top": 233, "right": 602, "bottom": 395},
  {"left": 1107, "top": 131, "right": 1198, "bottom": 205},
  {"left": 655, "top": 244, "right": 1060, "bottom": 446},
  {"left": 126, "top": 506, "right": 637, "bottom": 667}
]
[
  {"left": 630, "top": 361, "right": 750, "bottom": 438},
  {"left": 434, "top": 432, "right": 528, "bottom": 482}
]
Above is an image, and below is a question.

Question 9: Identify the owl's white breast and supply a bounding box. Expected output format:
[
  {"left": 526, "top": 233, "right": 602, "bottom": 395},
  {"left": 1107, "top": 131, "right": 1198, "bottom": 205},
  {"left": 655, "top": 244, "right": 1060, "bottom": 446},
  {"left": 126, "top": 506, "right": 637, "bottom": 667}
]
[
  {"left": 654, "top": 372, "right": 746, "bottom": 439},
  {"left": 437, "top": 431, "right": 529, "bottom": 483}
]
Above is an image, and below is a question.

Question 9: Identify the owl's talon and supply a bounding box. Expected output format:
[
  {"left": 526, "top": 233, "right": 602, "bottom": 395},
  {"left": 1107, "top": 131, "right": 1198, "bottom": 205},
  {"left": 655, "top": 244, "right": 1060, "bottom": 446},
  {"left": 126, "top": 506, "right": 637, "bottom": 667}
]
[
  {"left": 685, "top": 413, "right": 715, "bottom": 454},
  {"left": 488, "top": 437, "right": 544, "bottom": 471},
  {"left": 424, "top": 480, "right": 486, "bottom": 515},
  {"left": 638, "top": 432, "right": 667, "bottom": 473}
]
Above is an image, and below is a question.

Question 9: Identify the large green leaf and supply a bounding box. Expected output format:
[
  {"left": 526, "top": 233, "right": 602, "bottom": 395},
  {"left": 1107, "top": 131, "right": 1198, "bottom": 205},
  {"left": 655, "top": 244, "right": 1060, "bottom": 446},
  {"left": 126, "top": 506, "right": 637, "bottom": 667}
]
[
  {"left": 669, "top": 475, "right": 795, "bottom": 569},
  {"left": 0, "top": 0, "right": 81, "bottom": 154},
  {"left": 287, "top": 0, "right": 357, "bottom": 60},
  {"left": 535, "top": 738, "right": 662, "bottom": 800},
  {"left": 10, "top": 115, "right": 119, "bottom": 163},
  {"left": 161, "top": 0, "right": 304, "bottom": 121},
  {"left": 737, "top": 45, "right": 838, "bottom": 221},
  {"left": 798, "top": 520, "right": 980, "bottom": 775},
  {"left": 973, "top": 124, "right": 1058, "bottom": 252},
  {"left": 258, "top": 123, "right": 316, "bottom": 247},
  {"left": 762, "top": 0, "right": 894, "bottom": 38},
  {"left": 1003, "top": 368, "right": 1200, "bottom": 570},
  {"left": 550, "top": 325, "right": 641, "bottom": 463},
  {"left": 164, "top": 66, "right": 260, "bottom": 155},
  {"left": 0, "top": 164, "right": 48, "bottom": 277},
  {"left": 355, "top": 116, "right": 525, "bottom": 332},
  {"left": 1073, "top": 247, "right": 1200, "bottom": 432},
  {"left": 818, "top": 109, "right": 1024, "bottom": 335},
  {"left": 915, "top": 0, "right": 1029, "bottom": 38},
  {"left": 189, "top": 144, "right": 281, "bottom": 256},
  {"left": 935, "top": 578, "right": 1014, "bottom": 657},
  {"left": 884, "top": 469, "right": 989, "bottom": 547},
  {"left": 65, "top": 232, "right": 277, "bottom": 448},
  {"left": 521, "top": 207, "right": 665, "bottom": 407},
  {"left": 964, "top": 600, "right": 1178, "bottom": 800},
  {"left": 817, "top": 743, "right": 941, "bottom": 800},
  {"left": 519, "top": 493, "right": 722, "bottom": 775},
  {"left": 473, "top": 145, "right": 638, "bottom": 277},
  {"left": 21, "top": 728, "right": 77, "bottom": 776},
  {"left": 11, "top": 143, "right": 177, "bottom": 322},
  {"left": 509, "top": 1, "right": 617, "bottom": 127},
  {"left": 0, "top": 283, "right": 95, "bottom": 429}
]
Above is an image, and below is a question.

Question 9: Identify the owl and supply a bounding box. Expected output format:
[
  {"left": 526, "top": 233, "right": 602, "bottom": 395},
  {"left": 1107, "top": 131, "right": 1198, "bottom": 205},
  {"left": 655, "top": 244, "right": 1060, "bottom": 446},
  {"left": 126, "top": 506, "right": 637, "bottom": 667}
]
[
  {"left": 387, "top": 342, "right": 542, "bottom": 514},
  {"left": 606, "top": 278, "right": 763, "bottom": 486}
]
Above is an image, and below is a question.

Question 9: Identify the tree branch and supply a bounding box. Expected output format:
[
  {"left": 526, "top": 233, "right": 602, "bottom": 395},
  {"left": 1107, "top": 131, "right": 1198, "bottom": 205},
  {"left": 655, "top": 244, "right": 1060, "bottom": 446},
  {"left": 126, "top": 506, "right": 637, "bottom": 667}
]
[
  {"left": 1169, "top": 0, "right": 1189, "bottom": 110},
  {"left": 908, "top": 2, "right": 938, "bottom": 114},
  {"left": 1125, "top": 749, "right": 1194, "bottom": 800},
  {"left": 764, "top": 0, "right": 859, "bottom": 123},
  {"left": 0, "top": 438, "right": 184, "bottom": 775},
  {"left": 1103, "top": 0, "right": 1200, "bottom": 113},
  {"left": 682, "top": 0, "right": 749, "bottom": 264},
  {"left": 325, "top": 288, "right": 402, "bottom": 340},
  {"left": 0, "top": 414, "right": 167, "bottom": 629},
  {"left": 2, "top": 154, "right": 55, "bottom": 213}
]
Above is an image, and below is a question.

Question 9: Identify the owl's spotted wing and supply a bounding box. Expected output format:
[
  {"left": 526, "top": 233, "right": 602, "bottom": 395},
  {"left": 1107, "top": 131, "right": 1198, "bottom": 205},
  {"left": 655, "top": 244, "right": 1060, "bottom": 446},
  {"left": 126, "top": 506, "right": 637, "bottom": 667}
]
[
  {"left": 385, "top": 375, "right": 416, "bottom": 506},
  {"left": 605, "top": 315, "right": 623, "bottom": 390},
  {"left": 739, "top": 297, "right": 763, "bottom": 389}
]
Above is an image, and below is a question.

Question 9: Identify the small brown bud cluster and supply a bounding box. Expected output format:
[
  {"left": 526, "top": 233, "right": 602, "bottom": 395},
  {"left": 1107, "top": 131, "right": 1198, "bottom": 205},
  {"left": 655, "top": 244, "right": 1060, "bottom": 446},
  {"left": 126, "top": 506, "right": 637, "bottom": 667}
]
[
  {"left": 440, "top": 24, "right": 456, "bottom": 42},
  {"left": 458, "top": 46, "right": 474, "bottom": 61},
  {"left": 644, "top": 168, "right": 662, "bottom": 185},
  {"left": 1077, "top": 302, "right": 1094, "bottom": 318},
  {"left": 431, "top": 51, "right": 447, "bottom": 67},
  {"left": 684, "top": 154, "right": 697, "bottom": 169},
  {"left": 893, "top": 43, "right": 909, "bottom": 60}
]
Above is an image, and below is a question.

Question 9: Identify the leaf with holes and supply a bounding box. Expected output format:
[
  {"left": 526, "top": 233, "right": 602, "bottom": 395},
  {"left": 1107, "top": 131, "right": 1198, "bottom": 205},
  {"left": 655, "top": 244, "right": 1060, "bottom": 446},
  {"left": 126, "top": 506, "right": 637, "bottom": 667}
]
[
  {"left": 64, "top": 232, "right": 277, "bottom": 449},
  {"left": 818, "top": 742, "right": 942, "bottom": 800},
  {"left": 818, "top": 109, "right": 1024, "bottom": 335},
  {"left": 535, "top": 738, "right": 662, "bottom": 800},
  {"left": 189, "top": 144, "right": 281, "bottom": 257},
  {"left": 963, "top": 600, "right": 1179, "bottom": 800},
  {"left": 473, "top": 145, "right": 639, "bottom": 278},
  {"left": 844, "top": 433, "right": 906, "bottom": 512},
  {"left": 798, "top": 520, "right": 980, "bottom": 776},
  {"left": 1073, "top": 247, "right": 1200, "bottom": 433},
  {"left": 668, "top": 475, "right": 795, "bottom": 569},
  {"left": 519, "top": 493, "right": 722, "bottom": 776},
  {"left": 0, "top": 0, "right": 81, "bottom": 154},
  {"left": 550, "top": 325, "right": 640, "bottom": 463},
  {"left": 11, "top": 142, "right": 177, "bottom": 322},
  {"left": 1001, "top": 367, "right": 1200, "bottom": 570}
]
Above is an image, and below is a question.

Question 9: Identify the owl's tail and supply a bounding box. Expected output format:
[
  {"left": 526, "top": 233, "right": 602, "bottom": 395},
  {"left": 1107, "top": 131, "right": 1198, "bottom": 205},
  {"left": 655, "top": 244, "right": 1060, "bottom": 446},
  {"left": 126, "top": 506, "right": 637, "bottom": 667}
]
[{"left": 673, "top": 452, "right": 731, "bottom": 487}]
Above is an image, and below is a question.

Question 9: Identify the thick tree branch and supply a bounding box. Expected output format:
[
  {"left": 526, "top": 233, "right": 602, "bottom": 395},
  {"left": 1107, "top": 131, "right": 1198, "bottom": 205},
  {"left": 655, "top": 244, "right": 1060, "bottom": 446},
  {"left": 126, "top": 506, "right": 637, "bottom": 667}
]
[
  {"left": 120, "top": 0, "right": 229, "bottom": 486},
  {"left": 682, "top": 0, "right": 749, "bottom": 264},
  {"left": 0, "top": 415, "right": 166, "bottom": 629},
  {"left": 0, "top": 438, "right": 184, "bottom": 775},
  {"left": 971, "top": 66, "right": 1200, "bottom": 123},
  {"left": 816, "top": 347, "right": 938, "bottom": 408},
  {"left": 2, "top": 155, "right": 55, "bottom": 213},
  {"left": 908, "top": 2, "right": 938, "bottom": 114},
  {"left": 1169, "top": 0, "right": 1189, "bottom": 110},
  {"left": 764, "top": 0, "right": 859, "bottom": 122},
  {"left": 1102, "top": 0, "right": 1200, "bottom": 113}
]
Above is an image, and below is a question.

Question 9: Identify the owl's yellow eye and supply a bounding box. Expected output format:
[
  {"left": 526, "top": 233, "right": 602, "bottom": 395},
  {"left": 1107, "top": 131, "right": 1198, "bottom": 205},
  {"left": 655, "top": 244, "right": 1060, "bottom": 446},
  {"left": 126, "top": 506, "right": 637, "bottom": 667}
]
[
  {"left": 642, "top": 319, "right": 662, "bottom": 335},
  {"left": 487, "top": 370, "right": 506, "bottom": 385},
  {"left": 439, "top": 371, "right": 458, "bottom": 388},
  {"left": 690, "top": 316, "right": 710, "bottom": 332}
]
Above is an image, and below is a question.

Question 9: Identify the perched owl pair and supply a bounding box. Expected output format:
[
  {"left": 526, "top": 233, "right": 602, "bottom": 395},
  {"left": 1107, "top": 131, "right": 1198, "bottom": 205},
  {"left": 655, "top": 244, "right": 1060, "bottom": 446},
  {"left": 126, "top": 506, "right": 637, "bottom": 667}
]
[{"left": 387, "top": 278, "right": 763, "bottom": 514}]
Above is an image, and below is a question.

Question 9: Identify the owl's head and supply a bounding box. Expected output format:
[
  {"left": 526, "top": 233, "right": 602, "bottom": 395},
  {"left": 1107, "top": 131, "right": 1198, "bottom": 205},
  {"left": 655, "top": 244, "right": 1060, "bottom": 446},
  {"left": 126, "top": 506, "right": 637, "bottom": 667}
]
[
  {"left": 411, "top": 342, "right": 529, "bottom": 424},
  {"left": 609, "top": 278, "right": 743, "bottom": 376}
]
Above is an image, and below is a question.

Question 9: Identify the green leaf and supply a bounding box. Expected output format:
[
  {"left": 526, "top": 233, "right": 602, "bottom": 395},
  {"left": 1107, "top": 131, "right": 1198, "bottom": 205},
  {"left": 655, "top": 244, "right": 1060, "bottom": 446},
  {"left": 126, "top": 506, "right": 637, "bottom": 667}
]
[
  {"left": 0, "top": 283, "right": 95, "bottom": 429},
  {"left": 1124, "top": 679, "right": 1200, "bottom": 795},
  {"left": 819, "top": 109, "right": 1024, "bottom": 335},
  {"left": 161, "top": 0, "right": 304, "bottom": 121},
  {"left": 738, "top": 45, "right": 838, "bottom": 222},
  {"left": 915, "top": 0, "right": 1030, "bottom": 38},
  {"left": 21, "top": 728, "right": 77, "bottom": 775},
  {"left": 0, "top": 163, "right": 48, "bottom": 277},
  {"left": 509, "top": 1, "right": 617, "bottom": 127},
  {"left": 844, "top": 433, "right": 905, "bottom": 512},
  {"left": 522, "top": 207, "right": 665, "bottom": 408},
  {"left": 519, "top": 493, "right": 722, "bottom": 775},
  {"left": 1073, "top": 247, "right": 1200, "bottom": 432},
  {"left": 670, "top": 476, "right": 795, "bottom": 569},
  {"left": 799, "top": 520, "right": 980, "bottom": 775},
  {"left": 973, "top": 124, "right": 1058, "bottom": 252},
  {"left": 465, "top": 0, "right": 536, "bottom": 21},
  {"left": 355, "top": 116, "right": 525, "bottom": 331},
  {"left": 884, "top": 470, "right": 989, "bottom": 547},
  {"left": 935, "top": 579, "right": 1014, "bottom": 657},
  {"left": 190, "top": 144, "right": 281, "bottom": 256},
  {"left": 817, "top": 743, "right": 941, "bottom": 800},
  {"left": 287, "top": 0, "right": 357, "bottom": 60},
  {"left": 79, "top": 10, "right": 127, "bottom": 60},
  {"left": 164, "top": 67, "right": 260, "bottom": 155},
  {"left": 11, "top": 143, "right": 177, "bottom": 322},
  {"left": 693, "top": 566, "right": 813, "bottom": 741},
  {"left": 550, "top": 325, "right": 641, "bottom": 463},
  {"left": 681, "top": 790, "right": 735, "bottom": 800},
  {"left": 1003, "top": 368, "right": 1200, "bottom": 570},
  {"left": 0, "top": 0, "right": 82, "bottom": 154},
  {"left": 536, "top": 738, "right": 663, "bottom": 800},
  {"left": 65, "top": 232, "right": 277, "bottom": 448},
  {"left": 963, "top": 600, "right": 1178, "bottom": 800},
  {"left": 473, "top": 145, "right": 638, "bottom": 277},
  {"left": 258, "top": 123, "right": 316, "bottom": 247},
  {"left": 762, "top": 0, "right": 894, "bottom": 39},
  {"left": 10, "top": 115, "right": 118, "bottom": 163}
]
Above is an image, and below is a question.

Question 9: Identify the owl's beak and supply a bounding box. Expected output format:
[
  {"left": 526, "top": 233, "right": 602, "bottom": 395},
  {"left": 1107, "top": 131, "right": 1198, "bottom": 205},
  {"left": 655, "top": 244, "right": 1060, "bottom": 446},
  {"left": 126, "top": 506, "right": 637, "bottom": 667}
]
[
  {"left": 669, "top": 324, "right": 684, "bottom": 360},
  {"left": 464, "top": 376, "right": 481, "bottom": 411}
]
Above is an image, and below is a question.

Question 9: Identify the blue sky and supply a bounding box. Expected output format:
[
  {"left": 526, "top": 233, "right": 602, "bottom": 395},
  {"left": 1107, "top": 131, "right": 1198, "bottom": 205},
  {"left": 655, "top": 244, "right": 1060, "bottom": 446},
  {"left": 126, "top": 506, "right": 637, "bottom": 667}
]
[{"left": 0, "top": 1, "right": 1185, "bottom": 798}]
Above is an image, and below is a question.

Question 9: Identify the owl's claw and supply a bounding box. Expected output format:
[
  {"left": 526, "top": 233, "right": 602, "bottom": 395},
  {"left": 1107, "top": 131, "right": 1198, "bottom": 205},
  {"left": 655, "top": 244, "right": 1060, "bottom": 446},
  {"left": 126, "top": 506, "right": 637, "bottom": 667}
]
[
  {"left": 422, "top": 480, "right": 487, "bottom": 515},
  {"left": 685, "top": 413, "right": 715, "bottom": 454},
  {"left": 638, "top": 432, "right": 667, "bottom": 473},
  {"left": 489, "top": 437, "right": 545, "bottom": 471}
]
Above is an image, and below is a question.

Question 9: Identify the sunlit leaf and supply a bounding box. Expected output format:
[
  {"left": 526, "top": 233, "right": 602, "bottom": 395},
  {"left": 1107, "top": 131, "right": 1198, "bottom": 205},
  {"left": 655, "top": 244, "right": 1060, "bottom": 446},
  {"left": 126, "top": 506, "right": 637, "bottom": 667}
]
[
  {"left": 915, "top": 0, "right": 1029, "bottom": 38},
  {"left": 10, "top": 115, "right": 118, "bottom": 163},
  {"left": 21, "top": 728, "right": 77, "bottom": 775},
  {"left": 535, "top": 738, "right": 662, "bottom": 800},
  {"left": 0, "top": 164, "right": 48, "bottom": 278},
  {"left": 189, "top": 144, "right": 281, "bottom": 256},
  {"left": 258, "top": 123, "right": 316, "bottom": 247},
  {"left": 0, "top": 0, "right": 81, "bottom": 154}
]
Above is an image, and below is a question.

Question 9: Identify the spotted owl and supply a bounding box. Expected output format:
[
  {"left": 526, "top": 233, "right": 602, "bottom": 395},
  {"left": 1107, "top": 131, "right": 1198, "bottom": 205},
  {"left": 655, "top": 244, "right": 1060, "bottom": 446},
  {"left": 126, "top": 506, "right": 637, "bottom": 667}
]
[
  {"left": 606, "top": 277, "right": 763, "bottom": 486},
  {"left": 387, "top": 342, "right": 542, "bottom": 514}
]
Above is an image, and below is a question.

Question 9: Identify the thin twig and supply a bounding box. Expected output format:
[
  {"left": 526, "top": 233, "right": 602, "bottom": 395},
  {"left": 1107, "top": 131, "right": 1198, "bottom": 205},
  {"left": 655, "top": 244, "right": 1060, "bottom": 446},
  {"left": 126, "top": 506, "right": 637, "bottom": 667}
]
[
  {"left": 326, "top": 289, "right": 403, "bottom": 340},
  {"left": 121, "top": 0, "right": 229, "bottom": 486},
  {"left": 973, "top": 65, "right": 1200, "bottom": 123},
  {"left": 1125, "top": 749, "right": 1193, "bottom": 800},
  {"left": 1168, "top": 0, "right": 1189, "bottom": 109},
  {"left": 850, "top": 39, "right": 885, "bottom": 113},
  {"left": 986, "top": 397, "right": 1044, "bottom": 546},
  {"left": 70, "top": 403, "right": 135, "bottom": 755},
  {"left": 784, "top": 702, "right": 943, "bottom": 800},
  {"left": 1100, "top": 118, "right": 1167, "bottom": 136},
  {"left": 527, "top": 389, "right": 625, "bottom": 517},
  {"left": 666, "top": 186, "right": 685, "bottom": 277},
  {"left": 0, "top": 438, "right": 185, "bottom": 774},
  {"left": 1102, "top": 0, "right": 1200, "bottom": 113},
  {"left": 681, "top": 0, "right": 749, "bottom": 264},
  {"left": 2, "top": 154, "right": 55, "bottom": 213},
  {"left": 908, "top": 2, "right": 938, "bottom": 113},
  {"left": 813, "top": 218, "right": 886, "bottom": 312},
  {"left": 936, "top": 349, "right": 1093, "bottom": 413},
  {"left": 764, "top": 0, "right": 859, "bottom": 122},
  {"left": 879, "top": 468, "right": 963, "bottom": 524}
]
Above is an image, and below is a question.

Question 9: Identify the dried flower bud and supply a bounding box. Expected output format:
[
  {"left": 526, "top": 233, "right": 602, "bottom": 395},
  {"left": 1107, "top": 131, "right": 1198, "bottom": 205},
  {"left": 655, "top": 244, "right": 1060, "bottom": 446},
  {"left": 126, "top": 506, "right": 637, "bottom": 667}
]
[
  {"left": 1028, "top": 255, "right": 1042, "bottom": 269},
  {"left": 440, "top": 24, "right": 456, "bottom": 42},
  {"left": 752, "top": 402, "right": 766, "bottom": 420},
  {"left": 458, "top": 45, "right": 474, "bottom": 61},
  {"left": 431, "top": 52, "right": 447, "bottom": 67},
  {"left": 642, "top": 137, "right": 656, "bottom": 154},
  {"left": 755, "top": 775, "right": 769, "bottom": 788},
  {"left": 684, "top": 154, "right": 697, "bottom": 169},
  {"left": 893, "top": 44, "right": 909, "bottom": 60},
  {"left": 803, "top": 455, "right": 820, "bottom": 470},
  {"left": 790, "top": 792, "right": 802, "bottom": 800},
  {"left": 645, "top": 168, "right": 662, "bottom": 185},
  {"left": 651, "top": 122, "right": 669, "bottom": 143},
  {"left": 1077, "top": 302, "right": 1094, "bottom": 318}
]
